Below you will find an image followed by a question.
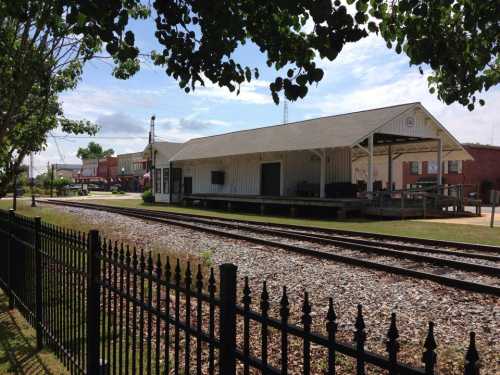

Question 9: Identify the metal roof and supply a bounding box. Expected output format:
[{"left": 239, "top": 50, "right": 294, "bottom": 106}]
[
  {"left": 170, "top": 102, "right": 455, "bottom": 161},
  {"left": 143, "top": 141, "right": 184, "bottom": 161}
]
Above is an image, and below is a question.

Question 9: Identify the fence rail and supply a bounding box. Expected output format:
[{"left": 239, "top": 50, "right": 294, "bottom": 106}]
[{"left": 0, "top": 208, "right": 482, "bottom": 374}]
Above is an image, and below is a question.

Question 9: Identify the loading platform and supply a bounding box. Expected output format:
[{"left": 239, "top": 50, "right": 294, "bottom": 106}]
[
  {"left": 182, "top": 185, "right": 481, "bottom": 220},
  {"left": 183, "top": 194, "right": 369, "bottom": 218}
]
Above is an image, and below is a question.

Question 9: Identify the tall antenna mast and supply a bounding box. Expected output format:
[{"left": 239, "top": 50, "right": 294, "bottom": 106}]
[
  {"left": 283, "top": 98, "right": 288, "bottom": 124},
  {"left": 150, "top": 115, "right": 156, "bottom": 144}
]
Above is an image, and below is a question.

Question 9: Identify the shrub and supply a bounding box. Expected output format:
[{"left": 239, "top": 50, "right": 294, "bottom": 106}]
[{"left": 142, "top": 189, "right": 154, "bottom": 203}]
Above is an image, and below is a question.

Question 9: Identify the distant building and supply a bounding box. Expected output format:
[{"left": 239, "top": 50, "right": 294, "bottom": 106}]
[
  {"left": 53, "top": 163, "right": 82, "bottom": 181},
  {"left": 117, "top": 152, "right": 148, "bottom": 191},
  {"left": 402, "top": 143, "right": 500, "bottom": 202},
  {"left": 76, "top": 159, "right": 106, "bottom": 184},
  {"left": 97, "top": 156, "right": 118, "bottom": 186}
]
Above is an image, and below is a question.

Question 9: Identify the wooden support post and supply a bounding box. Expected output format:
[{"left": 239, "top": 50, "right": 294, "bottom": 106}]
[
  {"left": 290, "top": 206, "right": 297, "bottom": 217},
  {"left": 437, "top": 138, "right": 443, "bottom": 186},
  {"left": 423, "top": 196, "right": 427, "bottom": 219},
  {"left": 260, "top": 204, "right": 266, "bottom": 215},
  {"left": 387, "top": 145, "right": 393, "bottom": 192},
  {"left": 400, "top": 192, "right": 405, "bottom": 220},
  {"left": 367, "top": 134, "right": 374, "bottom": 196},
  {"left": 337, "top": 209, "right": 347, "bottom": 220},
  {"left": 227, "top": 202, "right": 232, "bottom": 212}
]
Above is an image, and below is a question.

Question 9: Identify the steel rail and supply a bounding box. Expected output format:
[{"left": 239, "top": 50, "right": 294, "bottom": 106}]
[
  {"left": 43, "top": 199, "right": 500, "bottom": 254},
  {"left": 46, "top": 201, "right": 500, "bottom": 276},
  {"left": 39, "top": 199, "right": 500, "bottom": 296},
  {"left": 42, "top": 199, "right": 500, "bottom": 262}
]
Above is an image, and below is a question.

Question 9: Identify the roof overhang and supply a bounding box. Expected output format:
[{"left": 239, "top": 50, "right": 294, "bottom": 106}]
[{"left": 351, "top": 103, "right": 472, "bottom": 161}]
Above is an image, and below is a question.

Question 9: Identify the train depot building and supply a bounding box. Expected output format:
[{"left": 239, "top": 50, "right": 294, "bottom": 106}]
[{"left": 148, "top": 102, "right": 473, "bottom": 218}]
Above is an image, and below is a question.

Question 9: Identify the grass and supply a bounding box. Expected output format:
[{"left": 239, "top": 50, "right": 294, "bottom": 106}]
[
  {"left": 0, "top": 199, "right": 95, "bottom": 233},
  {"left": 0, "top": 290, "right": 68, "bottom": 374},
  {"left": 52, "top": 197, "right": 500, "bottom": 246}
]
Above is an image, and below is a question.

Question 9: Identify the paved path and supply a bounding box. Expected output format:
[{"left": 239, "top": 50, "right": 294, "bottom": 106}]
[
  {"left": 38, "top": 192, "right": 141, "bottom": 200},
  {"left": 419, "top": 206, "right": 500, "bottom": 227}
]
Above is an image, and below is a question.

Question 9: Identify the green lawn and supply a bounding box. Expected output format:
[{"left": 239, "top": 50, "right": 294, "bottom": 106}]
[
  {"left": 37, "top": 198, "right": 500, "bottom": 246},
  {"left": 0, "top": 199, "right": 95, "bottom": 232},
  {"left": 0, "top": 290, "right": 67, "bottom": 374}
]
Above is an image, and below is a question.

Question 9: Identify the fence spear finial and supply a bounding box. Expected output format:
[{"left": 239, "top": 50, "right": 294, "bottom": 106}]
[
  {"left": 464, "top": 332, "right": 480, "bottom": 375},
  {"left": 422, "top": 322, "right": 437, "bottom": 375}
]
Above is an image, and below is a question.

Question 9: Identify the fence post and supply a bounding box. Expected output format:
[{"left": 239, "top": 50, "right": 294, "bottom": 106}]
[
  {"left": 219, "top": 263, "right": 237, "bottom": 375},
  {"left": 8, "top": 209, "right": 15, "bottom": 309},
  {"left": 490, "top": 191, "right": 497, "bottom": 228},
  {"left": 34, "top": 217, "right": 43, "bottom": 350},
  {"left": 87, "top": 230, "right": 101, "bottom": 374}
]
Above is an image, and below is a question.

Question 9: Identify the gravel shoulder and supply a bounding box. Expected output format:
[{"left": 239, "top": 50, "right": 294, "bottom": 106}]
[{"left": 49, "top": 204, "right": 499, "bottom": 374}]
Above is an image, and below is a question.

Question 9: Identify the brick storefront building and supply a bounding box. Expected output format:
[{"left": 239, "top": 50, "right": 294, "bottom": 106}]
[
  {"left": 97, "top": 156, "right": 118, "bottom": 186},
  {"left": 402, "top": 143, "right": 500, "bottom": 202}
]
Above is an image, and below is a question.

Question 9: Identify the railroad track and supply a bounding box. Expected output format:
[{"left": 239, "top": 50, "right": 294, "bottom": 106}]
[{"left": 39, "top": 199, "right": 500, "bottom": 296}]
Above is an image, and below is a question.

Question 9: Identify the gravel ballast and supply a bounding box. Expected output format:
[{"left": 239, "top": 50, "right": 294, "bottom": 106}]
[{"left": 48, "top": 204, "right": 499, "bottom": 374}]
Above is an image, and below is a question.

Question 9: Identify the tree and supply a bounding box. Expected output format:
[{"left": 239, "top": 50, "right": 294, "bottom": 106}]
[
  {"left": 2, "top": 1, "right": 496, "bottom": 123},
  {"left": 0, "top": 1, "right": 106, "bottom": 196},
  {"left": 77, "top": 142, "right": 115, "bottom": 160}
]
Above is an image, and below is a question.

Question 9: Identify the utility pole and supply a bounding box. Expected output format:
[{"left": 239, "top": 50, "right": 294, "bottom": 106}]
[
  {"left": 50, "top": 164, "right": 54, "bottom": 198},
  {"left": 149, "top": 115, "right": 155, "bottom": 191},
  {"left": 30, "top": 152, "right": 36, "bottom": 207}
]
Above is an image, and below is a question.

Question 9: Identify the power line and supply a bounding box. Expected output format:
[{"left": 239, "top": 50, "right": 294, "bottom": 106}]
[{"left": 50, "top": 135, "right": 151, "bottom": 139}]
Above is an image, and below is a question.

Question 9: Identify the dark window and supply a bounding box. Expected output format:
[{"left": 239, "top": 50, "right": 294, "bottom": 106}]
[
  {"left": 211, "top": 171, "right": 225, "bottom": 185},
  {"left": 155, "top": 168, "right": 162, "bottom": 193},
  {"left": 184, "top": 177, "right": 192, "bottom": 195},
  {"left": 409, "top": 161, "right": 419, "bottom": 175},
  {"left": 448, "top": 160, "right": 459, "bottom": 174},
  {"left": 171, "top": 168, "right": 182, "bottom": 193},
  {"left": 162, "top": 168, "right": 169, "bottom": 193}
]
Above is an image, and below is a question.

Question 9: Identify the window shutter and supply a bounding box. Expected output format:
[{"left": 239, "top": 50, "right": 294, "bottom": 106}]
[
  {"left": 418, "top": 161, "right": 422, "bottom": 175},
  {"left": 458, "top": 160, "right": 463, "bottom": 174}
]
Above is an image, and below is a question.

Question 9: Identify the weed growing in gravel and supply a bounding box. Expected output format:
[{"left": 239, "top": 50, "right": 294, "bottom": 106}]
[{"left": 200, "top": 249, "right": 213, "bottom": 267}]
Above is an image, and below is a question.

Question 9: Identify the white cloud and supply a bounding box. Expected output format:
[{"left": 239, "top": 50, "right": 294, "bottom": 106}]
[
  {"left": 96, "top": 112, "right": 146, "bottom": 134},
  {"left": 192, "top": 79, "right": 272, "bottom": 105},
  {"left": 60, "top": 84, "right": 167, "bottom": 120},
  {"left": 304, "top": 34, "right": 500, "bottom": 146}
]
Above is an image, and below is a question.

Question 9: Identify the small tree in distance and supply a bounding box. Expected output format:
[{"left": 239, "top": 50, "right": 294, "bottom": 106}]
[{"left": 77, "top": 142, "right": 115, "bottom": 160}]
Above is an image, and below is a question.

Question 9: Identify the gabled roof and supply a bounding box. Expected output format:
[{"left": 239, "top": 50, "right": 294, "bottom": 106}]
[
  {"left": 170, "top": 102, "right": 470, "bottom": 161},
  {"left": 54, "top": 163, "right": 81, "bottom": 171},
  {"left": 143, "top": 141, "right": 184, "bottom": 161}
]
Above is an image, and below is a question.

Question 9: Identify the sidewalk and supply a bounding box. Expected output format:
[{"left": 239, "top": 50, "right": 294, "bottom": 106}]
[
  {"left": 418, "top": 207, "right": 500, "bottom": 227},
  {"left": 0, "top": 291, "right": 67, "bottom": 374}
]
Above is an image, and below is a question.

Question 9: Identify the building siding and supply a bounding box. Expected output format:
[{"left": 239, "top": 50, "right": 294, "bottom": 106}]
[{"left": 161, "top": 148, "right": 352, "bottom": 202}]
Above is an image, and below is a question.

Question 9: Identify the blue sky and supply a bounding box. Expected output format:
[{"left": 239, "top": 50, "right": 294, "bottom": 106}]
[{"left": 33, "top": 17, "right": 500, "bottom": 175}]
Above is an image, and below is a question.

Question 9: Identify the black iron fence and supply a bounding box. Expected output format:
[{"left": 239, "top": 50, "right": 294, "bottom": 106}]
[{"left": 0, "top": 209, "right": 481, "bottom": 374}]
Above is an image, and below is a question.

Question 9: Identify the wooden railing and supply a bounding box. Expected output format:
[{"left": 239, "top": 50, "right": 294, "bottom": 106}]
[{"left": 366, "top": 185, "right": 479, "bottom": 217}]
